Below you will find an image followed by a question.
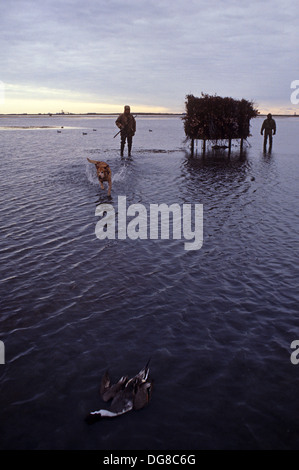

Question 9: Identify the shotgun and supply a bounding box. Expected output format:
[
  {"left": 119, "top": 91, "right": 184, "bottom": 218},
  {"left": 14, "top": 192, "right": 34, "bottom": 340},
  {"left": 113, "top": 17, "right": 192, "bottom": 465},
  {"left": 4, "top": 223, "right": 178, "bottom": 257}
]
[{"left": 113, "top": 129, "right": 121, "bottom": 138}]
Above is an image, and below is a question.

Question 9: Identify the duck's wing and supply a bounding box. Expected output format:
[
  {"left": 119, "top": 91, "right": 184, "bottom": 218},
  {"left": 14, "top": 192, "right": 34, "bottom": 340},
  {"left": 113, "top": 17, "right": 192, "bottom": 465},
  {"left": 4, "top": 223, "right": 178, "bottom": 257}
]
[
  {"left": 101, "top": 375, "right": 128, "bottom": 402},
  {"left": 109, "top": 387, "right": 134, "bottom": 414},
  {"left": 133, "top": 381, "right": 153, "bottom": 410},
  {"left": 127, "top": 359, "right": 151, "bottom": 387}
]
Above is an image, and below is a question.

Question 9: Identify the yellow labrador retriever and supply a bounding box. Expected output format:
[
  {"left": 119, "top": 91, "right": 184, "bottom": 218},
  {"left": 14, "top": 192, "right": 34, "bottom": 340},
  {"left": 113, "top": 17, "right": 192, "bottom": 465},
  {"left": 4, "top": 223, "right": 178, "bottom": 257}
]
[{"left": 87, "top": 158, "right": 112, "bottom": 196}]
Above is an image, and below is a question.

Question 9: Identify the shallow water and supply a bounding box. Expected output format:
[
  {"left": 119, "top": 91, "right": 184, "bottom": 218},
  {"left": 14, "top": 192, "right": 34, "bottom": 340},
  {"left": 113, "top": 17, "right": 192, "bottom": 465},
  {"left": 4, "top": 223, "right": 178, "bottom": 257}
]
[{"left": 0, "top": 114, "right": 299, "bottom": 450}]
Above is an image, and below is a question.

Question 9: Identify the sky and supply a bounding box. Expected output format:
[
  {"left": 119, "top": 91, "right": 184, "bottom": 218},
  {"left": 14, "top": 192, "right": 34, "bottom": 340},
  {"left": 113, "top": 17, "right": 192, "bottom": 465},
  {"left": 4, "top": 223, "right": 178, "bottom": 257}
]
[{"left": 1, "top": 0, "right": 298, "bottom": 115}]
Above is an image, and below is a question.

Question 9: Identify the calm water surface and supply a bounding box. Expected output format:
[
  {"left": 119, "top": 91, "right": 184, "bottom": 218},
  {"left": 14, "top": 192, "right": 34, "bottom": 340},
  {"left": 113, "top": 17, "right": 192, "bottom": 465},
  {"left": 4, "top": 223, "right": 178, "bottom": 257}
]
[{"left": 0, "top": 114, "right": 298, "bottom": 449}]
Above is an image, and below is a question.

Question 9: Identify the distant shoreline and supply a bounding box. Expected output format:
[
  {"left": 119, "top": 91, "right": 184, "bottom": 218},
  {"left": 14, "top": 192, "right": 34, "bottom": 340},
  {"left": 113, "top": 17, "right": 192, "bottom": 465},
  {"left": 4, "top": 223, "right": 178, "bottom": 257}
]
[
  {"left": 0, "top": 113, "right": 297, "bottom": 118},
  {"left": 0, "top": 112, "right": 184, "bottom": 117}
]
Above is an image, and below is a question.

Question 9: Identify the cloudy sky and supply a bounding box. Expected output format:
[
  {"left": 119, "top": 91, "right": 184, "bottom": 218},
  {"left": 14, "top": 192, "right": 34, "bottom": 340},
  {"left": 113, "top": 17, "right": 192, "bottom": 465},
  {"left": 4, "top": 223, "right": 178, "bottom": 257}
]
[{"left": 1, "top": 0, "right": 298, "bottom": 114}]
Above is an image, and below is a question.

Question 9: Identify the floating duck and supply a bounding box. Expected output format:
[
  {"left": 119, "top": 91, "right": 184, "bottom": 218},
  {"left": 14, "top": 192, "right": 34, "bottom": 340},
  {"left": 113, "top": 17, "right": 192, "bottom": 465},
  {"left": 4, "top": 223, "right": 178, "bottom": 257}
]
[
  {"left": 57, "top": 130, "right": 61, "bottom": 133},
  {"left": 85, "top": 360, "right": 153, "bottom": 423},
  {"left": 83, "top": 132, "right": 87, "bottom": 135},
  {"left": 93, "top": 129, "right": 97, "bottom": 131}
]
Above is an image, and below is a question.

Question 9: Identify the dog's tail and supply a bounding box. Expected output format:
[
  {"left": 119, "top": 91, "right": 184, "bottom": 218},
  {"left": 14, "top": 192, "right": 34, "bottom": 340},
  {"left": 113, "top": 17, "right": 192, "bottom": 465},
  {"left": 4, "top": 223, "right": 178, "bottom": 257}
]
[{"left": 87, "top": 157, "right": 99, "bottom": 164}]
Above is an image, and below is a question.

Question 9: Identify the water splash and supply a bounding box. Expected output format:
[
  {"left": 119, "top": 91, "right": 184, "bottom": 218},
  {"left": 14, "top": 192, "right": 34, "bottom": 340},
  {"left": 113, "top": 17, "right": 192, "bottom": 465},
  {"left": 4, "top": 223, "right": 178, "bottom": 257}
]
[
  {"left": 112, "top": 166, "right": 127, "bottom": 182},
  {"left": 85, "top": 160, "right": 99, "bottom": 185}
]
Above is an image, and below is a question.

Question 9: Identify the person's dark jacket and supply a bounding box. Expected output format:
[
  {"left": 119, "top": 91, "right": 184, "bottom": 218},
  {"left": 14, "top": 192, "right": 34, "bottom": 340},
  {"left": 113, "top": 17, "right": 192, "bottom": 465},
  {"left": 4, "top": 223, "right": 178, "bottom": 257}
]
[
  {"left": 261, "top": 117, "right": 276, "bottom": 135},
  {"left": 115, "top": 113, "right": 136, "bottom": 136}
]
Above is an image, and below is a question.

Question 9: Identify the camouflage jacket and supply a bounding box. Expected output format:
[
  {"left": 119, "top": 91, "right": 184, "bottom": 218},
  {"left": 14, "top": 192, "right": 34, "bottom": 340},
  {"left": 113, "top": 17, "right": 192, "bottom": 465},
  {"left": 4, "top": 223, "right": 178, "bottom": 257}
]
[{"left": 115, "top": 113, "right": 136, "bottom": 136}]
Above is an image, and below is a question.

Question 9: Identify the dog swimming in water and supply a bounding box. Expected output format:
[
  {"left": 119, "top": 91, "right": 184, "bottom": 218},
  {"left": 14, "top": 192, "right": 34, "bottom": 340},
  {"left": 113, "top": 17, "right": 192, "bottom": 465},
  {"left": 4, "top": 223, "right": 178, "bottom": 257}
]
[{"left": 87, "top": 158, "right": 112, "bottom": 196}]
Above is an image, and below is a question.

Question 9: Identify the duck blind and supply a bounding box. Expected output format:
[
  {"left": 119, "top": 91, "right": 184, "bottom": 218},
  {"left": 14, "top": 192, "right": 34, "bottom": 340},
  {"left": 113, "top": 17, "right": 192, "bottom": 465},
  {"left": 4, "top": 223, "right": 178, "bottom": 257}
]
[{"left": 183, "top": 93, "right": 258, "bottom": 151}]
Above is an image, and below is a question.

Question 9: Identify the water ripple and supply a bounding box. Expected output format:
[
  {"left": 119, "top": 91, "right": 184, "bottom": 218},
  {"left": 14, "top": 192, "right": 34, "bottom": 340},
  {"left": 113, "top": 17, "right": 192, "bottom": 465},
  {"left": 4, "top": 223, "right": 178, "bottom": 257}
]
[{"left": 0, "top": 116, "right": 298, "bottom": 450}]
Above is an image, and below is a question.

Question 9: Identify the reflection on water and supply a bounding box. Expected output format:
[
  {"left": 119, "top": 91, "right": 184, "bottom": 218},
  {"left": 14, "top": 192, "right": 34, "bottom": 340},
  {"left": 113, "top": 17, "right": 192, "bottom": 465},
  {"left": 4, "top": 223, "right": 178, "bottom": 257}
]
[{"left": 0, "top": 115, "right": 299, "bottom": 450}]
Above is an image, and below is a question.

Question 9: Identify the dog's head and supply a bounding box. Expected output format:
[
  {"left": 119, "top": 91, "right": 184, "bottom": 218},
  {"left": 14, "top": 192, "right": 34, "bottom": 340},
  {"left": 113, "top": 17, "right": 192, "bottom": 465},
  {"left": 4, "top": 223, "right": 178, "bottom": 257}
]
[
  {"left": 97, "top": 167, "right": 106, "bottom": 179},
  {"left": 95, "top": 162, "right": 110, "bottom": 180}
]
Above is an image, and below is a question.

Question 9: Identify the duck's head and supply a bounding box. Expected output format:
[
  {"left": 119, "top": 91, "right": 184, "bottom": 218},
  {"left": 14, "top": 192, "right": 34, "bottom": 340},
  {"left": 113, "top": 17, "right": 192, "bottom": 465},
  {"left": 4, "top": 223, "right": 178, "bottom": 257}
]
[{"left": 85, "top": 412, "right": 102, "bottom": 424}]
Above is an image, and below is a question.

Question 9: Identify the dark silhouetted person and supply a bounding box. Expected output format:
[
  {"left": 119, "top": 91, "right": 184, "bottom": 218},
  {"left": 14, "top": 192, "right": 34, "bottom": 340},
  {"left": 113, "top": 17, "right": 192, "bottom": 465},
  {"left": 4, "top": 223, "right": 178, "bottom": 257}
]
[
  {"left": 115, "top": 105, "right": 136, "bottom": 157},
  {"left": 261, "top": 113, "right": 276, "bottom": 152}
]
